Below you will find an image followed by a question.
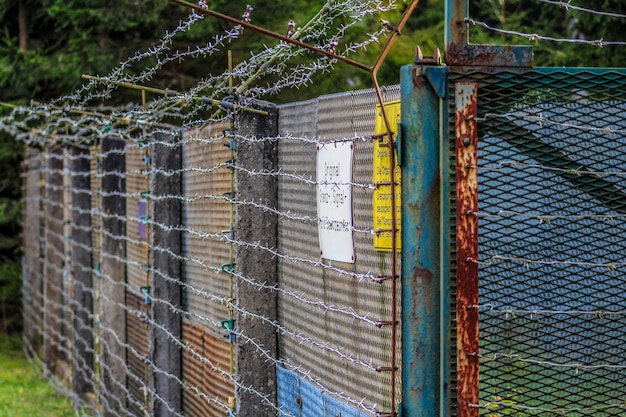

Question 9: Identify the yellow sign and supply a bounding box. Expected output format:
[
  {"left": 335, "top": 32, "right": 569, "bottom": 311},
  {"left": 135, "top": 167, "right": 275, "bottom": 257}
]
[{"left": 373, "top": 100, "right": 401, "bottom": 252}]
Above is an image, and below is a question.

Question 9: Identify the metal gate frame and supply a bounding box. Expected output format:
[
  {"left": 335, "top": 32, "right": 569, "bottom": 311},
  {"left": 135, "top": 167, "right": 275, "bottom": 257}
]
[{"left": 401, "top": 44, "right": 626, "bottom": 417}]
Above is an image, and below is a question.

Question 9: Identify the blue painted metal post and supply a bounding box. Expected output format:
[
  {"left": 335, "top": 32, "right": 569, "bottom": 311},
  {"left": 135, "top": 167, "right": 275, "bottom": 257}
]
[{"left": 400, "top": 63, "right": 445, "bottom": 416}]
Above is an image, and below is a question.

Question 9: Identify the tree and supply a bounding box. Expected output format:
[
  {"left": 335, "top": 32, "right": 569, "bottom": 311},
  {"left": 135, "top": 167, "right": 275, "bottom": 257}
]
[
  {"left": 0, "top": 131, "right": 22, "bottom": 334},
  {"left": 0, "top": 0, "right": 429, "bottom": 333}
]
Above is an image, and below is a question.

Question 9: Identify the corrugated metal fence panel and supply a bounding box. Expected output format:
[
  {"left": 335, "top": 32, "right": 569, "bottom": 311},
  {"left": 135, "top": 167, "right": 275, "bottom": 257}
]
[
  {"left": 182, "top": 319, "right": 234, "bottom": 417},
  {"left": 181, "top": 124, "right": 232, "bottom": 330},
  {"left": 126, "top": 140, "right": 149, "bottom": 293},
  {"left": 277, "top": 86, "right": 401, "bottom": 414},
  {"left": 125, "top": 139, "right": 151, "bottom": 416},
  {"left": 89, "top": 145, "right": 104, "bottom": 400},
  {"left": 277, "top": 364, "right": 363, "bottom": 417},
  {"left": 126, "top": 290, "right": 150, "bottom": 416},
  {"left": 23, "top": 148, "right": 44, "bottom": 351},
  {"left": 182, "top": 320, "right": 208, "bottom": 417},
  {"left": 181, "top": 125, "right": 235, "bottom": 416},
  {"left": 89, "top": 145, "right": 101, "bottom": 268}
]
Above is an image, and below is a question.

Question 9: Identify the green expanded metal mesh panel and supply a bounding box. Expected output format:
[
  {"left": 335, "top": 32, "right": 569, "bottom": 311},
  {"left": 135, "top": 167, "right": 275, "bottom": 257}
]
[{"left": 447, "top": 68, "right": 626, "bottom": 416}]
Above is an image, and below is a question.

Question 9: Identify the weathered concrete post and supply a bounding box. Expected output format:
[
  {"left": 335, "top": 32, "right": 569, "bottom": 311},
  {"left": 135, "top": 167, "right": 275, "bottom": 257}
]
[
  {"left": 100, "top": 136, "right": 127, "bottom": 416},
  {"left": 150, "top": 132, "right": 183, "bottom": 416},
  {"left": 23, "top": 147, "right": 44, "bottom": 353},
  {"left": 43, "top": 145, "right": 65, "bottom": 376},
  {"left": 235, "top": 102, "right": 279, "bottom": 417},
  {"left": 70, "top": 144, "right": 94, "bottom": 398}
]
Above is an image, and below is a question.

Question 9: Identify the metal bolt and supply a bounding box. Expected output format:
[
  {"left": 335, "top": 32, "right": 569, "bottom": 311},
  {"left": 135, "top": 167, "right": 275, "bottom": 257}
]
[{"left": 463, "top": 137, "right": 471, "bottom": 147}]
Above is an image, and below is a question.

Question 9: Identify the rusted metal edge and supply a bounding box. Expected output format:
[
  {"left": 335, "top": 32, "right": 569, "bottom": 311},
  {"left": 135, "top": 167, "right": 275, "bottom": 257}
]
[
  {"left": 446, "top": 44, "right": 533, "bottom": 68},
  {"left": 454, "top": 82, "right": 479, "bottom": 417},
  {"left": 170, "top": 0, "right": 371, "bottom": 72}
]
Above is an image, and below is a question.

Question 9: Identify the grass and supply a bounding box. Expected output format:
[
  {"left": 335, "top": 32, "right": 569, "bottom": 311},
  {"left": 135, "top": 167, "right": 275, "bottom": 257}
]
[{"left": 0, "top": 335, "right": 77, "bottom": 417}]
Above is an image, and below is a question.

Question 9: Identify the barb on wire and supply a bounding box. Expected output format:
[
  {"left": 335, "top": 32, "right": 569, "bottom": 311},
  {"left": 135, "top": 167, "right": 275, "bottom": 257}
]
[
  {"left": 465, "top": 18, "right": 626, "bottom": 46},
  {"left": 537, "top": 0, "right": 626, "bottom": 19}
]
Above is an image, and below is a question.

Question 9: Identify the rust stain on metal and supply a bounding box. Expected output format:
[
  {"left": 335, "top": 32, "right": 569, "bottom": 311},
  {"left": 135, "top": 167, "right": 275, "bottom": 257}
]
[
  {"left": 446, "top": 44, "right": 533, "bottom": 68},
  {"left": 455, "top": 82, "right": 479, "bottom": 417}
]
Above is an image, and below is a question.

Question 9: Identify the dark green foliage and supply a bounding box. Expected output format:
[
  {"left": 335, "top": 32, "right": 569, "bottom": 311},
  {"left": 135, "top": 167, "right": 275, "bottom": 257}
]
[
  {"left": 0, "top": 0, "right": 623, "bottom": 335},
  {"left": 0, "top": 131, "right": 22, "bottom": 334},
  {"left": 469, "top": 0, "right": 626, "bottom": 67}
]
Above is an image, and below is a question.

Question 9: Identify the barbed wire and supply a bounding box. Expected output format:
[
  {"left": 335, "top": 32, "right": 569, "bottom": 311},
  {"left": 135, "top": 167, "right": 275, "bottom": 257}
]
[
  {"left": 23, "top": 99, "right": 401, "bottom": 415},
  {"left": 464, "top": 18, "right": 626, "bottom": 46},
  {"left": 16, "top": 1, "right": 626, "bottom": 416},
  {"left": 537, "top": 0, "right": 626, "bottom": 19}
]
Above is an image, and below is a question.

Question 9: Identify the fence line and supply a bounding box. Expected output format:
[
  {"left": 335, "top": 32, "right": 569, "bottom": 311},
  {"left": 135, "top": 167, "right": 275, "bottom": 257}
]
[{"left": 20, "top": 83, "right": 401, "bottom": 417}]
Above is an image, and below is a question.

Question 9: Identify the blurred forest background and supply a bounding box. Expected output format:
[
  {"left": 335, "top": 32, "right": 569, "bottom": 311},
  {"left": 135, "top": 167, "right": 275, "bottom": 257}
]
[{"left": 0, "top": 0, "right": 625, "bottom": 333}]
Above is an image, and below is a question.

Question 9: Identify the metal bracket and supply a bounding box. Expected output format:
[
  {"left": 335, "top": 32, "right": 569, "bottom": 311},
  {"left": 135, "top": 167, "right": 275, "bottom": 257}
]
[
  {"left": 415, "top": 45, "right": 443, "bottom": 66},
  {"left": 221, "top": 319, "right": 236, "bottom": 344},
  {"left": 413, "top": 46, "right": 447, "bottom": 99},
  {"left": 140, "top": 286, "right": 151, "bottom": 305},
  {"left": 221, "top": 263, "right": 235, "bottom": 274}
]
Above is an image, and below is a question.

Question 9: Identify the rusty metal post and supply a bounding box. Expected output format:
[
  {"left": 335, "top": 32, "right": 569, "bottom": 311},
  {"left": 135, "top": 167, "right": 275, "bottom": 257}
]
[
  {"left": 454, "top": 82, "right": 479, "bottom": 417},
  {"left": 444, "top": 0, "right": 533, "bottom": 67},
  {"left": 445, "top": 0, "right": 468, "bottom": 50}
]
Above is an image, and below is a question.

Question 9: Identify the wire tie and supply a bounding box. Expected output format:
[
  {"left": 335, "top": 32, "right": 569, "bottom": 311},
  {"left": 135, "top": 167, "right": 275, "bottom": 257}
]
[
  {"left": 374, "top": 274, "right": 394, "bottom": 283},
  {"left": 221, "top": 263, "right": 235, "bottom": 274},
  {"left": 375, "top": 366, "right": 398, "bottom": 372},
  {"left": 140, "top": 286, "right": 151, "bottom": 304},
  {"left": 224, "top": 139, "right": 237, "bottom": 150},
  {"left": 226, "top": 159, "right": 237, "bottom": 170},
  {"left": 375, "top": 320, "right": 398, "bottom": 328}
]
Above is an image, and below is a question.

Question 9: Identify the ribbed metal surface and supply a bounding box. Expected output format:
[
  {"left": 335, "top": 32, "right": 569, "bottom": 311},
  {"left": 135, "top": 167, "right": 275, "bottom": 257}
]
[
  {"left": 447, "top": 68, "right": 626, "bottom": 416},
  {"left": 182, "top": 319, "right": 234, "bottom": 417},
  {"left": 180, "top": 125, "right": 235, "bottom": 416},
  {"left": 126, "top": 140, "right": 149, "bottom": 292},
  {"left": 126, "top": 290, "right": 150, "bottom": 416},
  {"left": 181, "top": 124, "right": 232, "bottom": 331},
  {"left": 90, "top": 146, "right": 101, "bottom": 272},
  {"left": 124, "top": 139, "right": 151, "bottom": 417},
  {"left": 277, "top": 86, "right": 401, "bottom": 414}
]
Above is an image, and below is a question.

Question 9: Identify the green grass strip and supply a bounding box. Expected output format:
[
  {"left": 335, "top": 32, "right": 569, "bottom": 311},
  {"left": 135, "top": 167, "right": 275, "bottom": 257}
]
[{"left": 0, "top": 335, "right": 77, "bottom": 417}]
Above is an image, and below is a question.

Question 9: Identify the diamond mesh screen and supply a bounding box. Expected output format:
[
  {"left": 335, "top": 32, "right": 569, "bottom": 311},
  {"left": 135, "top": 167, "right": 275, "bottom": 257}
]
[{"left": 448, "top": 68, "right": 626, "bottom": 416}]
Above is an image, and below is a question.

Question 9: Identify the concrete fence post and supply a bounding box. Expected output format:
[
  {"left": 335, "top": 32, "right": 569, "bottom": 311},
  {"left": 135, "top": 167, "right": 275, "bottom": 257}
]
[
  {"left": 150, "top": 132, "right": 183, "bottom": 416},
  {"left": 70, "top": 144, "right": 95, "bottom": 398},
  {"left": 43, "top": 145, "right": 65, "bottom": 376},
  {"left": 235, "top": 101, "right": 279, "bottom": 417},
  {"left": 22, "top": 147, "right": 44, "bottom": 354},
  {"left": 100, "top": 136, "right": 127, "bottom": 416}
]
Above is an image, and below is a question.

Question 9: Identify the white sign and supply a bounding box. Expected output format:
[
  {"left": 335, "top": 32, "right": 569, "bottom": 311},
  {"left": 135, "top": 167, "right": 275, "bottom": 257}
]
[{"left": 316, "top": 141, "right": 355, "bottom": 263}]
